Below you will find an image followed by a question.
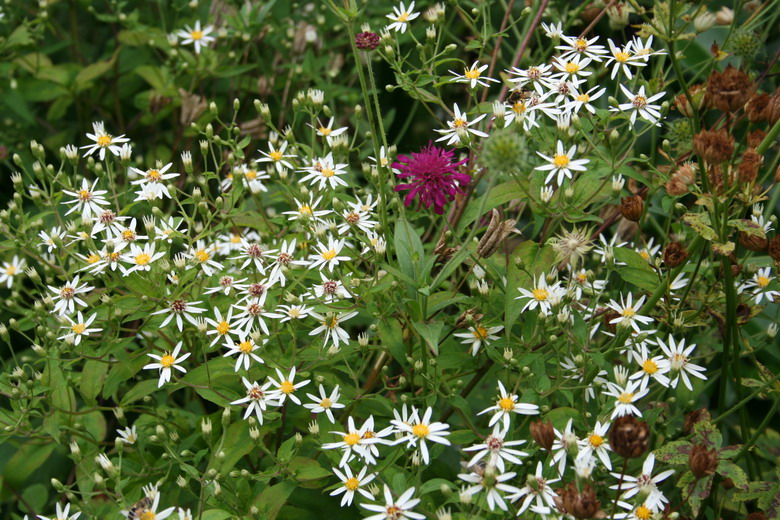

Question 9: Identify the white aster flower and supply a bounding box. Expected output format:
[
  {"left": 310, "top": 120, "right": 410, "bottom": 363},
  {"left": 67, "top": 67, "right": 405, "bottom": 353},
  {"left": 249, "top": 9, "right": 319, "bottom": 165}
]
[{"left": 143, "top": 341, "right": 191, "bottom": 388}]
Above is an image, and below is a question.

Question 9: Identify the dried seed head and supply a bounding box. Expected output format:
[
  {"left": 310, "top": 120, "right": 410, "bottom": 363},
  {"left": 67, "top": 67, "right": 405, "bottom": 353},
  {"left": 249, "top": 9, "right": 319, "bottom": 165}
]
[
  {"left": 748, "top": 129, "right": 767, "bottom": 148},
  {"left": 767, "top": 236, "right": 780, "bottom": 262},
  {"left": 620, "top": 195, "right": 644, "bottom": 222},
  {"left": 557, "top": 483, "right": 602, "bottom": 520},
  {"left": 694, "top": 128, "right": 734, "bottom": 164},
  {"left": 688, "top": 443, "right": 718, "bottom": 478},
  {"left": 705, "top": 65, "right": 755, "bottom": 113},
  {"left": 683, "top": 408, "right": 711, "bottom": 435},
  {"left": 663, "top": 242, "right": 689, "bottom": 268},
  {"left": 477, "top": 209, "right": 516, "bottom": 258},
  {"left": 529, "top": 420, "right": 555, "bottom": 451},
  {"left": 608, "top": 416, "right": 650, "bottom": 459},
  {"left": 665, "top": 162, "right": 697, "bottom": 196},
  {"left": 737, "top": 149, "right": 763, "bottom": 184},
  {"left": 745, "top": 92, "right": 770, "bottom": 122}
]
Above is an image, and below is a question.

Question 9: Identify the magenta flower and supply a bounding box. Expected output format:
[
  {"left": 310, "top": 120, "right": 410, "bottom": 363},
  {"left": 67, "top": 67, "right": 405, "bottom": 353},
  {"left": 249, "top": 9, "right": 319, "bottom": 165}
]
[{"left": 392, "top": 142, "right": 470, "bottom": 215}]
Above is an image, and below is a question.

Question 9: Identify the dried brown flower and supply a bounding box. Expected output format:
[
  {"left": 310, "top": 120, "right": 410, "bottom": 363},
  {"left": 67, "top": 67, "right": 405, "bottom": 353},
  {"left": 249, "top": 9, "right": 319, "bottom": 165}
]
[
  {"left": 477, "top": 209, "right": 516, "bottom": 258},
  {"left": 666, "top": 162, "right": 697, "bottom": 196},
  {"left": 689, "top": 443, "right": 718, "bottom": 478},
  {"left": 558, "top": 483, "right": 603, "bottom": 519},
  {"left": 530, "top": 420, "right": 555, "bottom": 451},
  {"left": 739, "top": 232, "right": 767, "bottom": 251},
  {"left": 694, "top": 129, "right": 734, "bottom": 164},
  {"left": 609, "top": 416, "right": 650, "bottom": 459},
  {"left": 765, "top": 91, "right": 780, "bottom": 125},
  {"left": 738, "top": 149, "right": 763, "bottom": 183},
  {"left": 603, "top": 310, "right": 620, "bottom": 333},
  {"left": 706, "top": 65, "right": 754, "bottom": 113},
  {"left": 674, "top": 84, "right": 705, "bottom": 117},
  {"left": 748, "top": 129, "right": 767, "bottom": 148},
  {"left": 663, "top": 242, "right": 689, "bottom": 268},
  {"left": 683, "top": 409, "right": 711, "bottom": 435},
  {"left": 745, "top": 92, "right": 770, "bottom": 122},
  {"left": 454, "top": 307, "right": 483, "bottom": 329},
  {"left": 620, "top": 195, "right": 644, "bottom": 222},
  {"left": 768, "top": 236, "right": 780, "bottom": 262}
]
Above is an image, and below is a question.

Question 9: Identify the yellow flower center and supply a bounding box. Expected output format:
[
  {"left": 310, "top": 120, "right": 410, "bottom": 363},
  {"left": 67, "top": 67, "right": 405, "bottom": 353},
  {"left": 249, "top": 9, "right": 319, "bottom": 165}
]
[
  {"left": 87, "top": 253, "right": 101, "bottom": 264},
  {"left": 270, "top": 150, "right": 283, "bottom": 161},
  {"left": 280, "top": 380, "right": 294, "bottom": 394},
  {"left": 565, "top": 62, "right": 580, "bottom": 74},
  {"left": 343, "top": 432, "right": 360, "bottom": 445},
  {"left": 146, "top": 169, "right": 161, "bottom": 182},
  {"left": 195, "top": 249, "right": 210, "bottom": 263},
  {"left": 245, "top": 169, "right": 257, "bottom": 180},
  {"left": 140, "top": 512, "right": 155, "bottom": 520},
  {"left": 72, "top": 323, "right": 87, "bottom": 334},
  {"left": 577, "top": 93, "right": 590, "bottom": 103},
  {"left": 288, "top": 308, "right": 301, "bottom": 318},
  {"left": 453, "top": 118, "right": 467, "bottom": 128},
  {"left": 498, "top": 396, "right": 515, "bottom": 411},
  {"left": 639, "top": 251, "right": 650, "bottom": 260},
  {"left": 553, "top": 154, "right": 570, "bottom": 167},
  {"left": 230, "top": 234, "right": 241, "bottom": 243},
  {"left": 757, "top": 276, "right": 770, "bottom": 288},
  {"left": 135, "top": 253, "right": 151, "bottom": 265},
  {"left": 323, "top": 316, "right": 339, "bottom": 329},
  {"left": 97, "top": 135, "right": 112, "bottom": 147},
  {"left": 191, "top": 30, "right": 203, "bottom": 40},
  {"left": 5, "top": 266, "right": 16, "bottom": 275},
  {"left": 412, "top": 423, "right": 430, "bottom": 438},
  {"left": 622, "top": 307, "right": 636, "bottom": 318},
  {"left": 614, "top": 51, "right": 629, "bottom": 63},
  {"left": 319, "top": 127, "right": 332, "bottom": 136},
  {"left": 160, "top": 354, "right": 175, "bottom": 368},
  {"left": 589, "top": 434, "right": 604, "bottom": 447},
  {"left": 464, "top": 67, "right": 481, "bottom": 79},
  {"left": 398, "top": 12, "right": 409, "bottom": 22},
  {"left": 575, "top": 38, "right": 588, "bottom": 50},
  {"left": 512, "top": 101, "right": 527, "bottom": 114},
  {"left": 216, "top": 321, "right": 230, "bottom": 335},
  {"left": 321, "top": 249, "right": 337, "bottom": 261},
  {"left": 362, "top": 430, "right": 376, "bottom": 439},
  {"left": 643, "top": 360, "right": 658, "bottom": 374},
  {"left": 632, "top": 95, "right": 648, "bottom": 109},
  {"left": 472, "top": 326, "right": 488, "bottom": 340},
  {"left": 122, "top": 230, "right": 136, "bottom": 241},
  {"left": 618, "top": 392, "right": 634, "bottom": 403},
  {"left": 533, "top": 288, "right": 549, "bottom": 301},
  {"left": 576, "top": 273, "right": 587, "bottom": 284},
  {"left": 79, "top": 189, "right": 92, "bottom": 201},
  {"left": 635, "top": 506, "right": 652, "bottom": 520},
  {"left": 239, "top": 341, "right": 253, "bottom": 354},
  {"left": 320, "top": 397, "right": 332, "bottom": 408},
  {"left": 345, "top": 477, "right": 360, "bottom": 490},
  {"left": 321, "top": 167, "right": 335, "bottom": 178},
  {"left": 299, "top": 204, "right": 312, "bottom": 216}
]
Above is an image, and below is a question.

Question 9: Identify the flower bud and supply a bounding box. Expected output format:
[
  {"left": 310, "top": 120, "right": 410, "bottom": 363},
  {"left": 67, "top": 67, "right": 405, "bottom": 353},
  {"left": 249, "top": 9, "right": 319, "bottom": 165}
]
[
  {"left": 529, "top": 420, "right": 555, "bottom": 450},
  {"left": 689, "top": 443, "right": 718, "bottom": 478}
]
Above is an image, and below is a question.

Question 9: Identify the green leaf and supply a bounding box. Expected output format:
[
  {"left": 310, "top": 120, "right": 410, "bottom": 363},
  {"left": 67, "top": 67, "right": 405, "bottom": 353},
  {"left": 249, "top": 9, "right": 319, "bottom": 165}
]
[
  {"left": 394, "top": 219, "right": 427, "bottom": 290},
  {"left": 80, "top": 360, "right": 109, "bottom": 404},
  {"left": 2, "top": 442, "right": 56, "bottom": 489},
  {"left": 378, "top": 318, "right": 406, "bottom": 365},
  {"left": 654, "top": 440, "right": 692, "bottom": 465},
  {"left": 682, "top": 212, "right": 718, "bottom": 241},
  {"left": 412, "top": 321, "right": 444, "bottom": 355},
  {"left": 729, "top": 218, "right": 766, "bottom": 238},
  {"left": 458, "top": 180, "right": 526, "bottom": 232},
  {"left": 717, "top": 459, "right": 748, "bottom": 490},
  {"left": 200, "top": 511, "right": 233, "bottom": 520},
  {"left": 254, "top": 481, "right": 296, "bottom": 520},
  {"left": 74, "top": 53, "right": 117, "bottom": 90},
  {"left": 617, "top": 267, "right": 659, "bottom": 292}
]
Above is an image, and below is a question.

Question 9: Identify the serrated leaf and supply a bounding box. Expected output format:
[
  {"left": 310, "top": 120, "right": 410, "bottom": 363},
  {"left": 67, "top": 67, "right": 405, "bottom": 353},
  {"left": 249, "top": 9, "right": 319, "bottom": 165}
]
[
  {"left": 654, "top": 440, "right": 692, "bottom": 465},
  {"left": 682, "top": 212, "right": 718, "bottom": 241},
  {"left": 717, "top": 459, "right": 748, "bottom": 490}
]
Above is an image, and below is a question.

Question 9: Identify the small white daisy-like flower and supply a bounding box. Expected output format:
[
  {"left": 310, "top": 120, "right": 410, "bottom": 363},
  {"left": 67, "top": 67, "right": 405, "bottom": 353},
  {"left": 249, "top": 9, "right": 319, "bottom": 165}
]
[
  {"left": 282, "top": 195, "right": 332, "bottom": 222},
  {"left": 550, "top": 418, "right": 578, "bottom": 475},
  {"left": 739, "top": 267, "right": 780, "bottom": 304},
  {"left": 610, "top": 453, "right": 674, "bottom": 509},
  {"left": 175, "top": 20, "right": 215, "bottom": 54},
  {"left": 323, "top": 415, "right": 387, "bottom": 467},
  {"left": 0, "top": 256, "right": 24, "bottom": 288},
  {"left": 656, "top": 334, "right": 707, "bottom": 391},
  {"left": 62, "top": 178, "right": 110, "bottom": 219},
  {"left": 151, "top": 298, "right": 207, "bottom": 331},
  {"left": 231, "top": 377, "right": 278, "bottom": 424},
  {"left": 393, "top": 406, "right": 451, "bottom": 464},
  {"left": 308, "top": 310, "right": 359, "bottom": 348},
  {"left": 205, "top": 307, "right": 237, "bottom": 348},
  {"left": 255, "top": 140, "right": 296, "bottom": 172},
  {"left": 363, "top": 486, "right": 424, "bottom": 520},
  {"left": 307, "top": 235, "right": 351, "bottom": 272},
  {"left": 154, "top": 216, "right": 187, "bottom": 243},
  {"left": 120, "top": 243, "right": 165, "bottom": 275},
  {"left": 385, "top": 1, "right": 420, "bottom": 34},
  {"left": 463, "top": 424, "right": 529, "bottom": 473},
  {"left": 459, "top": 468, "right": 521, "bottom": 512},
  {"left": 331, "top": 465, "right": 376, "bottom": 507},
  {"left": 541, "top": 21, "right": 563, "bottom": 39},
  {"left": 268, "top": 367, "right": 310, "bottom": 405},
  {"left": 477, "top": 381, "right": 539, "bottom": 431},
  {"left": 186, "top": 240, "right": 224, "bottom": 276},
  {"left": 37, "top": 502, "right": 81, "bottom": 520},
  {"left": 556, "top": 34, "right": 609, "bottom": 62},
  {"left": 630, "top": 35, "right": 667, "bottom": 62},
  {"left": 629, "top": 344, "right": 671, "bottom": 390},
  {"left": 552, "top": 55, "right": 594, "bottom": 82},
  {"left": 608, "top": 293, "right": 653, "bottom": 333},
  {"left": 564, "top": 85, "right": 606, "bottom": 115},
  {"left": 129, "top": 162, "right": 179, "bottom": 199},
  {"left": 516, "top": 272, "right": 563, "bottom": 316},
  {"left": 299, "top": 153, "right": 349, "bottom": 190},
  {"left": 39, "top": 226, "right": 67, "bottom": 253},
  {"left": 507, "top": 461, "right": 561, "bottom": 515},
  {"left": 507, "top": 63, "right": 555, "bottom": 95},
  {"left": 204, "top": 275, "right": 249, "bottom": 296},
  {"left": 577, "top": 420, "right": 613, "bottom": 470},
  {"left": 611, "top": 84, "right": 665, "bottom": 127},
  {"left": 80, "top": 121, "right": 129, "bottom": 160},
  {"left": 311, "top": 273, "right": 352, "bottom": 302},
  {"left": 535, "top": 140, "right": 590, "bottom": 186},
  {"left": 143, "top": 341, "right": 191, "bottom": 388},
  {"left": 453, "top": 324, "right": 503, "bottom": 356},
  {"left": 449, "top": 60, "right": 499, "bottom": 89},
  {"left": 603, "top": 379, "right": 650, "bottom": 418},
  {"left": 267, "top": 303, "right": 313, "bottom": 323},
  {"left": 58, "top": 311, "right": 101, "bottom": 345},
  {"left": 303, "top": 384, "right": 345, "bottom": 423},
  {"left": 222, "top": 334, "right": 265, "bottom": 372},
  {"left": 117, "top": 425, "right": 138, "bottom": 444},
  {"left": 311, "top": 117, "right": 348, "bottom": 146},
  {"left": 435, "top": 103, "right": 488, "bottom": 146},
  {"left": 605, "top": 38, "right": 646, "bottom": 79},
  {"left": 48, "top": 275, "right": 94, "bottom": 316}
]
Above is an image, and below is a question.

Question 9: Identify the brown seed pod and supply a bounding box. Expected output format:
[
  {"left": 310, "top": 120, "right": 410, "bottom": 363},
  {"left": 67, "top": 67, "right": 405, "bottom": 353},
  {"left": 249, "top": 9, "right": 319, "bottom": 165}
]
[{"left": 608, "top": 416, "right": 650, "bottom": 459}]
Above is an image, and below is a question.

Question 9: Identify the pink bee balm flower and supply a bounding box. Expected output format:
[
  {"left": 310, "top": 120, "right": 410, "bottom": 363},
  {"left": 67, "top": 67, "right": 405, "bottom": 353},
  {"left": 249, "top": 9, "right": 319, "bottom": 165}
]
[{"left": 392, "top": 142, "right": 470, "bottom": 215}]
